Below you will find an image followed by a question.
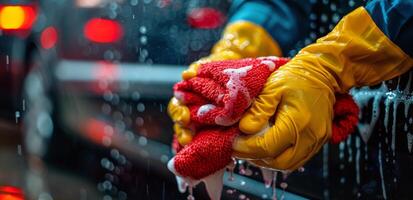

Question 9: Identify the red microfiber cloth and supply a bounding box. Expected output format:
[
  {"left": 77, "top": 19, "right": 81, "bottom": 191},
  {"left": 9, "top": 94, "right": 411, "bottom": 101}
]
[{"left": 168, "top": 57, "right": 359, "bottom": 181}]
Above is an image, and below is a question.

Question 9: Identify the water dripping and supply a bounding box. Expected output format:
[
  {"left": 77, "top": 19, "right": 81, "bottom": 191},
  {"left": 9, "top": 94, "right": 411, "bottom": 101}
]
[
  {"left": 346, "top": 135, "right": 353, "bottom": 163},
  {"left": 279, "top": 182, "right": 288, "bottom": 200},
  {"left": 352, "top": 84, "right": 387, "bottom": 143},
  {"left": 378, "top": 143, "right": 388, "bottom": 199},
  {"left": 17, "top": 144, "right": 22, "bottom": 156},
  {"left": 407, "top": 132, "right": 413, "bottom": 153},
  {"left": 187, "top": 186, "right": 195, "bottom": 200},
  {"left": 15, "top": 111, "right": 20, "bottom": 123},
  {"left": 355, "top": 137, "right": 361, "bottom": 184},
  {"left": 227, "top": 158, "right": 236, "bottom": 181},
  {"left": 271, "top": 171, "right": 277, "bottom": 200},
  {"left": 6, "top": 55, "right": 9, "bottom": 71}
]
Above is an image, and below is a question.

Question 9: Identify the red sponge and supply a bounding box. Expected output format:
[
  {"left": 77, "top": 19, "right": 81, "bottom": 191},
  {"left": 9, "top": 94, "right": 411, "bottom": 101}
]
[{"left": 170, "top": 57, "right": 359, "bottom": 180}]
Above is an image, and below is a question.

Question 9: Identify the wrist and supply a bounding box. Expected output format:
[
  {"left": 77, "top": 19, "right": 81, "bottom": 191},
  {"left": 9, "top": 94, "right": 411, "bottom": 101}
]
[{"left": 294, "top": 7, "right": 413, "bottom": 93}]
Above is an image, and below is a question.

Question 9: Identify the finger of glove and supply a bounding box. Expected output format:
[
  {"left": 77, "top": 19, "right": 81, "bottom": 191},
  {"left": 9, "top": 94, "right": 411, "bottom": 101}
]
[
  {"left": 233, "top": 104, "right": 305, "bottom": 159},
  {"left": 261, "top": 126, "right": 328, "bottom": 171},
  {"left": 261, "top": 90, "right": 333, "bottom": 170},
  {"left": 239, "top": 75, "right": 283, "bottom": 134},
  {"left": 182, "top": 62, "right": 201, "bottom": 80},
  {"left": 168, "top": 97, "right": 190, "bottom": 126},
  {"left": 173, "top": 123, "right": 193, "bottom": 146},
  {"left": 234, "top": 93, "right": 312, "bottom": 159}
]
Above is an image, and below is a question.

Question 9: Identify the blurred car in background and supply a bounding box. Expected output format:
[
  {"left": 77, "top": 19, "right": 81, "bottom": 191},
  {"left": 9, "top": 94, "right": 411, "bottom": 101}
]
[{"left": 0, "top": 0, "right": 50, "bottom": 120}]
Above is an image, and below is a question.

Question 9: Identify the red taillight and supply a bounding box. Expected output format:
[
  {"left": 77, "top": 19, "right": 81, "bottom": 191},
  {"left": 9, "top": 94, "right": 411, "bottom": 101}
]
[
  {"left": 0, "top": 186, "right": 24, "bottom": 200},
  {"left": 84, "top": 18, "right": 123, "bottom": 43},
  {"left": 187, "top": 8, "right": 226, "bottom": 29},
  {"left": 40, "top": 26, "right": 58, "bottom": 49},
  {"left": 0, "top": 5, "right": 37, "bottom": 30}
]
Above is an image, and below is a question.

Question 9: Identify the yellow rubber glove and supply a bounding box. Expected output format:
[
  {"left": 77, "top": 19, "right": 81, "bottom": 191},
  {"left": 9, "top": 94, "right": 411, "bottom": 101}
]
[
  {"left": 182, "top": 21, "right": 282, "bottom": 80},
  {"left": 169, "top": 21, "right": 282, "bottom": 146},
  {"left": 233, "top": 7, "right": 413, "bottom": 171}
]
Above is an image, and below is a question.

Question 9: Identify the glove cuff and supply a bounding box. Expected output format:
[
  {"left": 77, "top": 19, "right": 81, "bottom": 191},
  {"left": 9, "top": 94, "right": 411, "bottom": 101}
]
[{"left": 292, "top": 7, "right": 413, "bottom": 93}]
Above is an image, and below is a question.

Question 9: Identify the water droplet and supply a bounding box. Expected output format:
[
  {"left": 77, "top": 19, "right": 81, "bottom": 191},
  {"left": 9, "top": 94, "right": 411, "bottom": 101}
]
[
  {"left": 226, "top": 189, "right": 235, "bottom": 194},
  {"left": 135, "top": 117, "right": 144, "bottom": 126},
  {"left": 102, "top": 103, "right": 111, "bottom": 114},
  {"left": 111, "top": 149, "right": 120, "bottom": 159},
  {"left": 340, "top": 177, "right": 346, "bottom": 184},
  {"left": 103, "top": 195, "right": 112, "bottom": 200},
  {"left": 243, "top": 169, "right": 253, "bottom": 176},
  {"left": 140, "top": 36, "right": 148, "bottom": 45},
  {"left": 160, "top": 155, "right": 169, "bottom": 163},
  {"left": 119, "top": 191, "right": 127, "bottom": 200},
  {"left": 113, "top": 111, "right": 123, "bottom": 121},
  {"left": 280, "top": 182, "right": 288, "bottom": 189},
  {"left": 103, "top": 91, "right": 114, "bottom": 101},
  {"left": 138, "top": 136, "right": 147, "bottom": 146},
  {"left": 130, "top": 0, "right": 138, "bottom": 6},
  {"left": 298, "top": 167, "right": 305, "bottom": 172},
  {"left": 332, "top": 14, "right": 340, "bottom": 23},
  {"left": 104, "top": 50, "right": 115, "bottom": 60},
  {"left": 132, "top": 91, "right": 141, "bottom": 100},
  {"left": 102, "top": 136, "right": 112, "bottom": 146},
  {"left": 15, "top": 111, "right": 20, "bottom": 123},
  {"left": 139, "top": 26, "right": 147, "bottom": 34},
  {"left": 240, "top": 181, "right": 246, "bottom": 186},
  {"left": 239, "top": 168, "right": 246, "bottom": 175},
  {"left": 137, "top": 103, "right": 145, "bottom": 112},
  {"left": 125, "top": 131, "right": 135, "bottom": 141},
  {"left": 103, "top": 180, "right": 112, "bottom": 190},
  {"left": 330, "top": 3, "right": 337, "bottom": 11},
  {"left": 36, "top": 112, "right": 53, "bottom": 138},
  {"left": 238, "top": 194, "right": 246, "bottom": 199},
  {"left": 38, "top": 192, "right": 53, "bottom": 200},
  {"left": 310, "top": 14, "right": 317, "bottom": 20},
  {"left": 321, "top": 14, "right": 328, "bottom": 22},
  {"left": 104, "top": 125, "right": 114, "bottom": 135},
  {"left": 101, "top": 158, "right": 115, "bottom": 171}
]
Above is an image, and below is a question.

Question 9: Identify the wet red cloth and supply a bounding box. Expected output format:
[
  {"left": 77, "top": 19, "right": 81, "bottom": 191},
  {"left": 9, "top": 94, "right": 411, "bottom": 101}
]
[
  {"left": 171, "top": 57, "right": 359, "bottom": 180},
  {"left": 174, "top": 57, "right": 290, "bottom": 126},
  {"left": 331, "top": 93, "right": 360, "bottom": 143}
]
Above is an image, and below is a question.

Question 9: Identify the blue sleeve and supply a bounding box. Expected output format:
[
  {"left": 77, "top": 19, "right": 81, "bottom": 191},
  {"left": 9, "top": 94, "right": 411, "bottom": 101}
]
[
  {"left": 228, "top": 0, "right": 312, "bottom": 55},
  {"left": 366, "top": 0, "right": 413, "bottom": 57}
]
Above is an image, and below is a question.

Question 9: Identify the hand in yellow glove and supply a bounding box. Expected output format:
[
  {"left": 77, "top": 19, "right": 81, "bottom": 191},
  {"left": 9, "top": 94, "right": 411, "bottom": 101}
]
[
  {"left": 182, "top": 21, "right": 282, "bottom": 80},
  {"left": 169, "top": 21, "right": 282, "bottom": 146},
  {"left": 233, "top": 7, "right": 413, "bottom": 171}
]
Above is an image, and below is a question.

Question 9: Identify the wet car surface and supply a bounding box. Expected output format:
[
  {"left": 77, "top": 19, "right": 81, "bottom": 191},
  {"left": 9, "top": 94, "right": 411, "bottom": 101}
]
[{"left": 2, "top": 0, "right": 412, "bottom": 199}]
